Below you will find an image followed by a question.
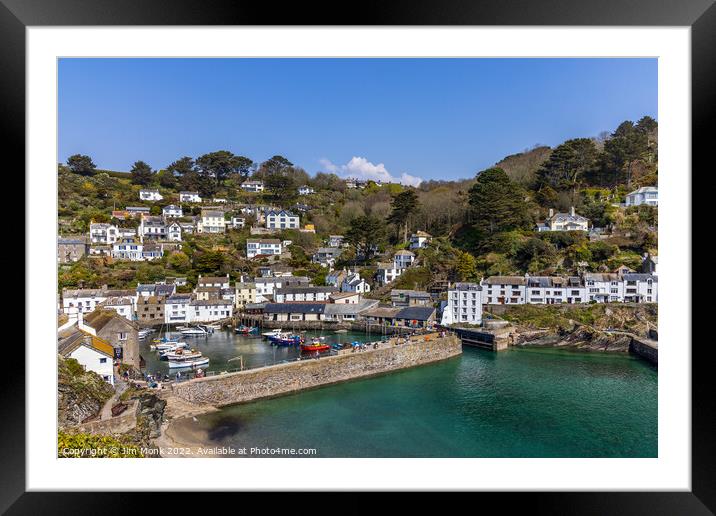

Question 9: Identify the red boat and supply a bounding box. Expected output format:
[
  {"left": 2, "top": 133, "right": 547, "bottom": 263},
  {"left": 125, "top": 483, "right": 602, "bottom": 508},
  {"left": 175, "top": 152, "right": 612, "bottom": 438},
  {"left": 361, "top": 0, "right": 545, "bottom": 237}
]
[{"left": 301, "top": 338, "right": 331, "bottom": 353}]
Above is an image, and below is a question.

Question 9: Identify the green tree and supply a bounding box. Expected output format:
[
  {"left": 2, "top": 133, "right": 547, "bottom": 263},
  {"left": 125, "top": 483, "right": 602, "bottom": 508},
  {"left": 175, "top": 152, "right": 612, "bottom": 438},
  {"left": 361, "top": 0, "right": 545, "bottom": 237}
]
[
  {"left": 167, "top": 157, "right": 200, "bottom": 191},
  {"left": 386, "top": 189, "right": 420, "bottom": 243},
  {"left": 156, "top": 169, "right": 177, "bottom": 189},
  {"left": 346, "top": 215, "right": 387, "bottom": 260},
  {"left": 66, "top": 154, "right": 97, "bottom": 176},
  {"left": 536, "top": 138, "right": 598, "bottom": 202},
  {"left": 602, "top": 121, "right": 649, "bottom": 187},
  {"left": 196, "top": 150, "right": 250, "bottom": 189},
  {"left": 453, "top": 250, "right": 478, "bottom": 281},
  {"left": 468, "top": 167, "right": 532, "bottom": 237},
  {"left": 130, "top": 160, "right": 153, "bottom": 186}
]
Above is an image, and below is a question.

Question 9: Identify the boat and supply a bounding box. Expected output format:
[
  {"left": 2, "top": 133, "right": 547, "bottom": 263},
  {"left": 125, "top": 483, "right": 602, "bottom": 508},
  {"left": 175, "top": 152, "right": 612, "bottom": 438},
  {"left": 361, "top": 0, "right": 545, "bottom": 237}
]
[
  {"left": 268, "top": 333, "right": 304, "bottom": 346},
  {"left": 334, "top": 329, "right": 348, "bottom": 334},
  {"left": 168, "top": 357, "right": 210, "bottom": 369},
  {"left": 235, "top": 325, "right": 259, "bottom": 334},
  {"left": 262, "top": 328, "right": 283, "bottom": 338},
  {"left": 161, "top": 349, "right": 203, "bottom": 361},
  {"left": 152, "top": 341, "right": 188, "bottom": 352},
  {"left": 301, "top": 337, "right": 331, "bottom": 353},
  {"left": 138, "top": 329, "right": 155, "bottom": 339},
  {"left": 180, "top": 326, "right": 209, "bottom": 336}
]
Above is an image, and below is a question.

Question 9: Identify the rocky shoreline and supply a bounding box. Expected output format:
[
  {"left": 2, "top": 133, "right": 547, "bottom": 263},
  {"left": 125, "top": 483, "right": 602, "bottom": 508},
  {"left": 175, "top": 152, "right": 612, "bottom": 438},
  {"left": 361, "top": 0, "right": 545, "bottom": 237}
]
[{"left": 514, "top": 325, "right": 634, "bottom": 352}]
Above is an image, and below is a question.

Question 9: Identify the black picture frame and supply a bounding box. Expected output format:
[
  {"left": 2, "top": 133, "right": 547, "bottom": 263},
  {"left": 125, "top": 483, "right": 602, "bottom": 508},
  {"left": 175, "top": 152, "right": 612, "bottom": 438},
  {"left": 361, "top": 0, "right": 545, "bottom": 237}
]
[{"left": 3, "top": 0, "right": 711, "bottom": 512}]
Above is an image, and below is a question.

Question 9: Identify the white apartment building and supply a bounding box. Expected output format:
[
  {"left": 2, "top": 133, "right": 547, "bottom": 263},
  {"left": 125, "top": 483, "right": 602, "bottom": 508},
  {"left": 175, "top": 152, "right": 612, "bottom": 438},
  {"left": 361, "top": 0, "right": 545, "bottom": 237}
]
[
  {"left": 526, "top": 276, "right": 586, "bottom": 304},
  {"left": 58, "top": 333, "right": 115, "bottom": 386},
  {"left": 89, "top": 223, "right": 120, "bottom": 245},
  {"left": 111, "top": 237, "right": 144, "bottom": 261},
  {"left": 481, "top": 277, "right": 527, "bottom": 305},
  {"left": 246, "top": 239, "right": 282, "bottom": 258},
  {"left": 583, "top": 273, "right": 624, "bottom": 303},
  {"left": 231, "top": 216, "right": 245, "bottom": 229},
  {"left": 537, "top": 207, "right": 590, "bottom": 232},
  {"left": 99, "top": 296, "right": 135, "bottom": 321},
  {"left": 197, "top": 209, "right": 227, "bottom": 233},
  {"left": 328, "top": 235, "right": 345, "bottom": 247},
  {"left": 442, "top": 283, "right": 483, "bottom": 326},
  {"left": 312, "top": 247, "right": 343, "bottom": 268},
  {"left": 139, "top": 216, "right": 167, "bottom": 240},
  {"left": 162, "top": 205, "right": 183, "bottom": 218},
  {"left": 191, "top": 299, "right": 233, "bottom": 322},
  {"left": 179, "top": 191, "right": 202, "bottom": 203},
  {"left": 265, "top": 210, "right": 300, "bottom": 230},
  {"left": 62, "top": 289, "right": 107, "bottom": 315},
  {"left": 622, "top": 273, "right": 658, "bottom": 303},
  {"left": 164, "top": 294, "right": 193, "bottom": 324},
  {"left": 376, "top": 262, "right": 404, "bottom": 286},
  {"left": 241, "top": 181, "right": 265, "bottom": 193},
  {"left": 273, "top": 286, "right": 337, "bottom": 303},
  {"left": 139, "top": 189, "right": 163, "bottom": 201},
  {"left": 625, "top": 186, "right": 658, "bottom": 207},
  {"left": 297, "top": 185, "right": 315, "bottom": 195}
]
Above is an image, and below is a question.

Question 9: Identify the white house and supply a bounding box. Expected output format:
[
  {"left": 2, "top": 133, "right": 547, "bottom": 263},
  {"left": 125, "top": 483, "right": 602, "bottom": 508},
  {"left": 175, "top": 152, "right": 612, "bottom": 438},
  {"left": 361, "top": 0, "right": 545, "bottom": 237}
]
[
  {"left": 231, "top": 216, "right": 245, "bottom": 229},
  {"left": 622, "top": 273, "right": 658, "bottom": 303},
  {"left": 99, "top": 296, "right": 135, "bottom": 321},
  {"left": 409, "top": 231, "right": 432, "bottom": 249},
  {"left": 481, "top": 276, "right": 527, "bottom": 305},
  {"left": 167, "top": 222, "right": 182, "bottom": 242},
  {"left": 342, "top": 271, "right": 371, "bottom": 293},
  {"left": 536, "top": 207, "right": 590, "bottom": 232},
  {"left": 139, "top": 189, "right": 163, "bottom": 201},
  {"left": 297, "top": 185, "right": 315, "bottom": 195},
  {"left": 376, "top": 262, "right": 404, "bottom": 286},
  {"left": 442, "top": 283, "right": 483, "bottom": 326},
  {"left": 583, "top": 273, "right": 623, "bottom": 303},
  {"left": 139, "top": 216, "right": 167, "bottom": 240},
  {"left": 164, "top": 294, "right": 193, "bottom": 324},
  {"left": 111, "top": 237, "right": 145, "bottom": 261},
  {"left": 246, "top": 239, "right": 282, "bottom": 258},
  {"left": 162, "top": 205, "right": 183, "bottom": 218},
  {"left": 526, "top": 276, "right": 586, "bottom": 304},
  {"left": 89, "top": 223, "right": 120, "bottom": 245},
  {"left": 393, "top": 250, "right": 415, "bottom": 269},
  {"left": 58, "top": 331, "right": 115, "bottom": 385},
  {"left": 62, "top": 288, "right": 107, "bottom": 316},
  {"left": 625, "top": 186, "right": 658, "bottom": 207},
  {"left": 197, "top": 209, "right": 227, "bottom": 233},
  {"left": 191, "top": 299, "right": 233, "bottom": 322},
  {"left": 125, "top": 206, "right": 151, "bottom": 218},
  {"left": 241, "top": 181, "right": 265, "bottom": 193},
  {"left": 273, "top": 286, "right": 337, "bottom": 303},
  {"left": 265, "top": 210, "right": 300, "bottom": 230},
  {"left": 179, "top": 191, "right": 202, "bottom": 203},
  {"left": 197, "top": 275, "right": 231, "bottom": 289}
]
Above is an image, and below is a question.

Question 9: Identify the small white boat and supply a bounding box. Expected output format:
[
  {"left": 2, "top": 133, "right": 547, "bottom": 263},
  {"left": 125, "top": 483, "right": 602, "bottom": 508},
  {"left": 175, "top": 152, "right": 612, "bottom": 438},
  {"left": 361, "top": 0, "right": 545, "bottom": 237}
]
[
  {"left": 168, "top": 357, "right": 210, "bottom": 369},
  {"left": 180, "top": 326, "right": 209, "bottom": 336},
  {"left": 155, "top": 342, "right": 189, "bottom": 353},
  {"left": 162, "top": 349, "right": 203, "bottom": 361},
  {"left": 262, "top": 328, "right": 283, "bottom": 338}
]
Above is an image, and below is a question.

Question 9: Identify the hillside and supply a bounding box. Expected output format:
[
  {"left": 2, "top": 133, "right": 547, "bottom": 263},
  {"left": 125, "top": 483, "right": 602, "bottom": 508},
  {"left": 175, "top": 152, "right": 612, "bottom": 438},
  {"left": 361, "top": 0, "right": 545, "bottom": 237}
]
[{"left": 494, "top": 145, "right": 552, "bottom": 186}]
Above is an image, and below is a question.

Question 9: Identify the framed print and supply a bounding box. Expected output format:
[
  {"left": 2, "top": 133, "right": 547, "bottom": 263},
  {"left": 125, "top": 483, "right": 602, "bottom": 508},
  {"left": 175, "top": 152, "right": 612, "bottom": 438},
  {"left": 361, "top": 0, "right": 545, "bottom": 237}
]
[{"left": 3, "top": 0, "right": 713, "bottom": 511}]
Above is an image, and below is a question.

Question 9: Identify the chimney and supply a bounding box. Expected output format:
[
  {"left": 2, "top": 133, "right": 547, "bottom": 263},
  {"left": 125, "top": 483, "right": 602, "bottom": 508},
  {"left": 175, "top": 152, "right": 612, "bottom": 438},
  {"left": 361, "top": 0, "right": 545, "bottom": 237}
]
[
  {"left": 548, "top": 208, "right": 554, "bottom": 218},
  {"left": 570, "top": 206, "right": 575, "bottom": 217}
]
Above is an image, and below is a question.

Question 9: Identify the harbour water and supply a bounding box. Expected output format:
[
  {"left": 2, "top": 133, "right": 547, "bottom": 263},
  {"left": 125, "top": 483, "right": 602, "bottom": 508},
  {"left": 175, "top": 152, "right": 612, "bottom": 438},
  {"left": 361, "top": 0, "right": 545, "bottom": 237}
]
[
  {"left": 140, "top": 329, "right": 378, "bottom": 375},
  {"left": 168, "top": 344, "right": 658, "bottom": 458}
]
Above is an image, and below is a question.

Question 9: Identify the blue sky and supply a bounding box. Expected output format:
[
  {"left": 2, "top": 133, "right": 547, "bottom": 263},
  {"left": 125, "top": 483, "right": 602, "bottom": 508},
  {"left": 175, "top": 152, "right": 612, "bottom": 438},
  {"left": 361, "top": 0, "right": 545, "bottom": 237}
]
[{"left": 58, "top": 58, "right": 657, "bottom": 184}]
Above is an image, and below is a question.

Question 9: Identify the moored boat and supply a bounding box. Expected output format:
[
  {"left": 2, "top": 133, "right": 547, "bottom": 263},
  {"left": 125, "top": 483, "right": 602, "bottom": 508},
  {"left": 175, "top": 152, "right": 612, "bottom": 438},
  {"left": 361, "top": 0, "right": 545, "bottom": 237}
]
[
  {"left": 268, "top": 333, "right": 304, "bottom": 346},
  {"left": 235, "top": 325, "right": 259, "bottom": 334},
  {"left": 161, "top": 349, "right": 203, "bottom": 361},
  {"left": 168, "top": 357, "right": 210, "bottom": 369},
  {"left": 262, "top": 328, "right": 283, "bottom": 338},
  {"left": 301, "top": 337, "right": 331, "bottom": 353},
  {"left": 180, "top": 326, "right": 209, "bottom": 336}
]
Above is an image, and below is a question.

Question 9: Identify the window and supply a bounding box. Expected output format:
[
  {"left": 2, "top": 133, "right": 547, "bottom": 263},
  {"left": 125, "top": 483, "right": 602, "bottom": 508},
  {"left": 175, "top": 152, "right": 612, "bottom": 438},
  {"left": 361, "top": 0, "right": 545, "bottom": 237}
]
[{"left": 99, "top": 358, "right": 107, "bottom": 364}]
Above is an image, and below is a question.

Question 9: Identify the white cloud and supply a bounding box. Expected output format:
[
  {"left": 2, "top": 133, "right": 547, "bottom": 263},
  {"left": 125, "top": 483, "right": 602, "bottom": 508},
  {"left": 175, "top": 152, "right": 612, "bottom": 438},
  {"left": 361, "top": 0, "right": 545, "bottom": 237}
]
[{"left": 318, "top": 156, "right": 422, "bottom": 187}]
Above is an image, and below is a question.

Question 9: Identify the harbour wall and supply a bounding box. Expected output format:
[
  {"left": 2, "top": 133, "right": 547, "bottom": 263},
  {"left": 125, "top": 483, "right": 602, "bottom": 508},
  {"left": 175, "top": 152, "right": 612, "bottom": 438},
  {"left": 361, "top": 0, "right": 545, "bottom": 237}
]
[
  {"left": 629, "top": 336, "right": 658, "bottom": 365},
  {"left": 170, "top": 334, "right": 462, "bottom": 407}
]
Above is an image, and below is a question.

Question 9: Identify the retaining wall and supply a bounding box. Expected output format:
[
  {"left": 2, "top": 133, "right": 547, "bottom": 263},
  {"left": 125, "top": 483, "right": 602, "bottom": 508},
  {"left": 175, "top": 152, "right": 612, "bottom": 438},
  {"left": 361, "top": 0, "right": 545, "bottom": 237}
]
[{"left": 171, "top": 335, "right": 461, "bottom": 406}]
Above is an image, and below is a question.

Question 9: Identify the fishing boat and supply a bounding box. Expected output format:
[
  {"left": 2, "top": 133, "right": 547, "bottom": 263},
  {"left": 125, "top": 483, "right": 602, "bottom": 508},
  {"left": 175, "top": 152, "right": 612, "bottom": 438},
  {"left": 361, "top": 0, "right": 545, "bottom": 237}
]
[
  {"left": 262, "top": 328, "right": 283, "bottom": 338},
  {"left": 138, "top": 328, "right": 155, "bottom": 339},
  {"left": 301, "top": 337, "right": 331, "bottom": 353},
  {"left": 161, "top": 349, "right": 203, "bottom": 361},
  {"left": 235, "top": 325, "right": 259, "bottom": 335},
  {"left": 168, "top": 356, "right": 210, "bottom": 369},
  {"left": 268, "top": 333, "right": 304, "bottom": 346}
]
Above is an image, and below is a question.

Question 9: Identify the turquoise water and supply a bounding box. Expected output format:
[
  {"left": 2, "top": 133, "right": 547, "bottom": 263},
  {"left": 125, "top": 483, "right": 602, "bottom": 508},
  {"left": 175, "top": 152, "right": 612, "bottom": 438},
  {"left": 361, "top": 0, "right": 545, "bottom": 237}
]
[
  {"left": 139, "top": 329, "right": 377, "bottom": 376},
  {"left": 180, "top": 346, "right": 658, "bottom": 457}
]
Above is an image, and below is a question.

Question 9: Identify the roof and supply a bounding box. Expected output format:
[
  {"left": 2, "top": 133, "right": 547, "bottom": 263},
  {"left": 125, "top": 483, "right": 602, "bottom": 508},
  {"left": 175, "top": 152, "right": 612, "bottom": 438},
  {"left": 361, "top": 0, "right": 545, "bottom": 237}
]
[
  {"left": 180, "top": 191, "right": 199, "bottom": 195},
  {"left": 166, "top": 294, "right": 193, "bottom": 303},
  {"left": 276, "top": 286, "right": 337, "bottom": 295},
  {"left": 58, "top": 330, "right": 115, "bottom": 358},
  {"left": 198, "top": 275, "right": 229, "bottom": 284},
  {"left": 201, "top": 209, "right": 225, "bottom": 218},
  {"left": 451, "top": 282, "right": 482, "bottom": 291},
  {"left": 266, "top": 210, "right": 298, "bottom": 217},
  {"left": 324, "top": 299, "right": 379, "bottom": 315},
  {"left": 58, "top": 237, "right": 86, "bottom": 245},
  {"left": 315, "top": 247, "right": 342, "bottom": 255},
  {"left": 362, "top": 306, "right": 402, "bottom": 318},
  {"left": 83, "top": 309, "right": 133, "bottom": 332},
  {"left": 484, "top": 276, "right": 527, "bottom": 286},
  {"left": 394, "top": 250, "right": 415, "bottom": 256},
  {"left": 247, "top": 238, "right": 281, "bottom": 244},
  {"left": 412, "top": 231, "right": 432, "bottom": 238},
  {"left": 549, "top": 213, "right": 589, "bottom": 223},
  {"left": 100, "top": 296, "right": 134, "bottom": 305},
  {"left": 628, "top": 186, "right": 658, "bottom": 195},
  {"left": 396, "top": 306, "right": 436, "bottom": 321},
  {"left": 583, "top": 273, "right": 620, "bottom": 282},
  {"left": 263, "top": 303, "right": 326, "bottom": 314},
  {"left": 62, "top": 288, "right": 104, "bottom": 298},
  {"left": 191, "top": 299, "right": 233, "bottom": 306},
  {"left": 391, "top": 289, "right": 431, "bottom": 298},
  {"left": 125, "top": 206, "right": 151, "bottom": 211},
  {"left": 622, "top": 273, "right": 658, "bottom": 282}
]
